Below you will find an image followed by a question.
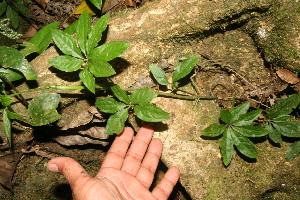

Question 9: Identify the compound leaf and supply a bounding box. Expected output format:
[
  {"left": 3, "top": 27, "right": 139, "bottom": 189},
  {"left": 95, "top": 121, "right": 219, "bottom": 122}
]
[
  {"left": 134, "top": 103, "right": 169, "bottom": 122},
  {"left": 232, "top": 125, "right": 268, "bottom": 137},
  {"left": 232, "top": 109, "right": 262, "bottom": 126},
  {"left": 130, "top": 87, "right": 157, "bottom": 105},
  {"left": 111, "top": 84, "right": 130, "bottom": 104},
  {"left": 229, "top": 102, "right": 250, "bottom": 122},
  {"left": 76, "top": 11, "right": 91, "bottom": 55},
  {"left": 220, "top": 109, "right": 232, "bottom": 124},
  {"left": 48, "top": 55, "right": 83, "bottom": 72},
  {"left": 149, "top": 64, "right": 169, "bottom": 85},
  {"left": 172, "top": 55, "right": 200, "bottom": 82},
  {"left": 88, "top": 60, "right": 115, "bottom": 77},
  {"left": 272, "top": 121, "right": 300, "bottom": 137},
  {"left": 220, "top": 128, "right": 234, "bottom": 166},
  {"left": 266, "top": 123, "right": 282, "bottom": 144},
  {"left": 285, "top": 141, "right": 300, "bottom": 161},
  {"left": 89, "top": 41, "right": 129, "bottom": 61},
  {"left": 268, "top": 94, "right": 300, "bottom": 119},
  {"left": 105, "top": 108, "right": 129, "bottom": 135},
  {"left": 231, "top": 129, "right": 258, "bottom": 159},
  {"left": 201, "top": 123, "right": 226, "bottom": 137},
  {"left": 28, "top": 93, "right": 61, "bottom": 126},
  {"left": 79, "top": 67, "right": 95, "bottom": 93},
  {"left": 96, "top": 97, "right": 126, "bottom": 114}
]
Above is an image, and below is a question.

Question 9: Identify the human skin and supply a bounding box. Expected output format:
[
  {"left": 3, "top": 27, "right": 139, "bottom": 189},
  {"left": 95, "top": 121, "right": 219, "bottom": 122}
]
[{"left": 47, "top": 126, "right": 180, "bottom": 200}]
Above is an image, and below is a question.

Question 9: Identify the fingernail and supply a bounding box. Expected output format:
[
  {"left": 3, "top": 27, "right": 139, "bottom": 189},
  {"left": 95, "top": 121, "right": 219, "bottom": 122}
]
[{"left": 48, "top": 163, "right": 59, "bottom": 173}]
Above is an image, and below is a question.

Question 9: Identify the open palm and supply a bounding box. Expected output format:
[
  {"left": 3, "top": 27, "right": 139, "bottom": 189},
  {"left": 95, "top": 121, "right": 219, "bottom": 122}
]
[{"left": 47, "top": 127, "right": 180, "bottom": 200}]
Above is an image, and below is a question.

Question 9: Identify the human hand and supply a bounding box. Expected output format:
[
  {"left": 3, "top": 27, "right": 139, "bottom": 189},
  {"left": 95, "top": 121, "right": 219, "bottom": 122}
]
[{"left": 47, "top": 126, "right": 180, "bottom": 200}]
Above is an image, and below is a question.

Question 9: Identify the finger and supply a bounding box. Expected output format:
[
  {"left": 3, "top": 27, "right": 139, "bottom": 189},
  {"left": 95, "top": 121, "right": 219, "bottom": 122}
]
[
  {"left": 47, "top": 157, "right": 91, "bottom": 189},
  {"left": 136, "top": 138, "right": 162, "bottom": 188},
  {"left": 99, "top": 127, "right": 134, "bottom": 171},
  {"left": 121, "top": 126, "right": 154, "bottom": 176},
  {"left": 152, "top": 167, "right": 180, "bottom": 200}
]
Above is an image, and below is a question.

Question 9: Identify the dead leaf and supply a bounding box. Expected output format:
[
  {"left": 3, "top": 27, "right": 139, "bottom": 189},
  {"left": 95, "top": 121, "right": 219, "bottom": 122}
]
[
  {"left": 35, "top": 0, "right": 50, "bottom": 8},
  {"left": 293, "top": 82, "right": 300, "bottom": 93},
  {"left": 276, "top": 69, "right": 300, "bottom": 84},
  {"left": 53, "top": 127, "right": 109, "bottom": 146},
  {"left": 0, "top": 153, "right": 23, "bottom": 189},
  {"left": 73, "top": 0, "right": 97, "bottom": 15}
]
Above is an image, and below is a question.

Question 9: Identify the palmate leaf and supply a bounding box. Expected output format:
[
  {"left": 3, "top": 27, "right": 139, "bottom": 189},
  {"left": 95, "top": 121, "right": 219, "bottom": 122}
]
[
  {"left": 267, "top": 94, "right": 300, "bottom": 119},
  {"left": 172, "top": 55, "right": 200, "bottom": 83},
  {"left": 265, "top": 123, "right": 282, "bottom": 144},
  {"left": 48, "top": 55, "right": 83, "bottom": 72},
  {"left": 130, "top": 87, "right": 157, "bottom": 105},
  {"left": 89, "top": 41, "right": 130, "bottom": 61},
  {"left": 272, "top": 121, "right": 300, "bottom": 137},
  {"left": 95, "top": 97, "right": 126, "bottom": 114},
  {"left": 220, "top": 128, "right": 234, "bottom": 166},
  {"left": 229, "top": 102, "right": 250, "bottom": 122},
  {"left": 111, "top": 84, "right": 130, "bottom": 104},
  {"left": 231, "top": 125, "right": 268, "bottom": 137},
  {"left": 105, "top": 108, "right": 129, "bottom": 135},
  {"left": 76, "top": 11, "right": 91, "bottom": 56},
  {"left": 285, "top": 141, "right": 300, "bottom": 161},
  {"left": 79, "top": 67, "right": 95, "bottom": 93},
  {"left": 28, "top": 93, "right": 61, "bottom": 126},
  {"left": 201, "top": 123, "right": 226, "bottom": 137},
  {"left": 88, "top": 60, "right": 115, "bottom": 77},
  {"left": 149, "top": 64, "right": 169, "bottom": 85},
  {"left": 232, "top": 109, "right": 262, "bottom": 126},
  {"left": 134, "top": 103, "right": 169, "bottom": 122}
]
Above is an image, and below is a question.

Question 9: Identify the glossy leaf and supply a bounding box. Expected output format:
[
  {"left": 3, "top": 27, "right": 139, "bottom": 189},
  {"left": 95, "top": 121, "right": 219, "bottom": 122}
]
[
  {"left": 229, "top": 102, "right": 250, "bottom": 122},
  {"left": 15, "top": 59, "right": 37, "bottom": 80},
  {"left": 48, "top": 55, "right": 83, "bottom": 72},
  {"left": 3, "top": 108, "right": 11, "bottom": 145},
  {"left": 0, "top": 68, "right": 23, "bottom": 82},
  {"left": 268, "top": 94, "right": 300, "bottom": 119},
  {"left": 28, "top": 93, "right": 61, "bottom": 126},
  {"left": 29, "top": 22, "right": 60, "bottom": 54},
  {"left": 232, "top": 109, "right": 262, "bottom": 126},
  {"left": 52, "top": 30, "right": 82, "bottom": 58},
  {"left": 149, "top": 64, "right": 169, "bottom": 85},
  {"left": 231, "top": 128, "right": 258, "bottom": 158},
  {"left": 88, "top": 0, "right": 102, "bottom": 9},
  {"left": 86, "top": 14, "right": 108, "bottom": 54},
  {"left": 172, "top": 55, "right": 200, "bottom": 82},
  {"left": 272, "top": 121, "right": 300, "bottom": 137},
  {"left": 76, "top": 12, "right": 91, "bottom": 55},
  {"left": 285, "top": 141, "right": 300, "bottom": 161},
  {"left": 130, "top": 87, "right": 157, "bottom": 105},
  {"left": 111, "top": 84, "right": 130, "bottom": 104},
  {"left": 79, "top": 67, "right": 95, "bottom": 93},
  {"left": 88, "top": 60, "right": 115, "bottom": 77},
  {"left": 220, "top": 128, "right": 234, "bottom": 166},
  {"left": 96, "top": 97, "right": 126, "bottom": 114},
  {"left": 105, "top": 108, "right": 129, "bottom": 135},
  {"left": 89, "top": 41, "right": 130, "bottom": 61},
  {"left": 64, "top": 20, "right": 79, "bottom": 35},
  {"left": 265, "top": 123, "right": 282, "bottom": 144},
  {"left": 134, "top": 103, "right": 169, "bottom": 122},
  {"left": 201, "top": 123, "right": 226, "bottom": 137},
  {"left": 6, "top": 6, "right": 19, "bottom": 29},
  {"left": 232, "top": 125, "right": 268, "bottom": 137}
]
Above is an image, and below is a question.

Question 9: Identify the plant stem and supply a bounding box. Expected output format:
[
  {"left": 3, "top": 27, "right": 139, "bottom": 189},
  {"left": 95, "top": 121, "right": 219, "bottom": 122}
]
[{"left": 157, "top": 92, "right": 217, "bottom": 100}]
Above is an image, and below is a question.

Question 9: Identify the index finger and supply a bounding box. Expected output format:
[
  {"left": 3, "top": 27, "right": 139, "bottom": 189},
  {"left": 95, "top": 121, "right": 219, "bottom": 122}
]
[{"left": 99, "top": 127, "right": 134, "bottom": 171}]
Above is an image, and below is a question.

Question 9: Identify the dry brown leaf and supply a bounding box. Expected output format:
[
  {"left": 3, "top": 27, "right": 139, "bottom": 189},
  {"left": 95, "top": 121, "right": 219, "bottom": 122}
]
[
  {"left": 35, "top": 0, "right": 50, "bottom": 8},
  {"left": 61, "top": 109, "right": 93, "bottom": 130},
  {"left": 276, "top": 68, "right": 300, "bottom": 84},
  {"left": 0, "top": 153, "right": 23, "bottom": 189},
  {"left": 53, "top": 127, "right": 109, "bottom": 146}
]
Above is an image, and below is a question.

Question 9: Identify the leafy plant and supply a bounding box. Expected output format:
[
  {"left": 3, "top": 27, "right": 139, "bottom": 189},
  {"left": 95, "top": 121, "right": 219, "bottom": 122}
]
[
  {"left": 201, "top": 102, "right": 268, "bottom": 166},
  {"left": 0, "top": 18, "right": 22, "bottom": 39},
  {"left": 96, "top": 85, "right": 169, "bottom": 135},
  {"left": 48, "top": 12, "right": 129, "bottom": 93},
  {"left": 150, "top": 55, "right": 200, "bottom": 89}
]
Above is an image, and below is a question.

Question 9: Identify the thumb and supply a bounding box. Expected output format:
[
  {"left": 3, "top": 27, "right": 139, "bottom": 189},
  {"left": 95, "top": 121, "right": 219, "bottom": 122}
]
[{"left": 47, "top": 157, "right": 91, "bottom": 187}]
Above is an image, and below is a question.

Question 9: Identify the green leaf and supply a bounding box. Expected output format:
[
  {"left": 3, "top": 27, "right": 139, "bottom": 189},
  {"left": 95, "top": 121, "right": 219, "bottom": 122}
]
[
  {"left": 220, "top": 109, "right": 232, "bottom": 124},
  {"left": 0, "top": 46, "right": 23, "bottom": 68},
  {"left": 134, "top": 103, "right": 169, "bottom": 122},
  {"left": 79, "top": 67, "right": 95, "bottom": 93},
  {"left": 272, "top": 121, "right": 300, "bottom": 137},
  {"left": 1, "top": 95, "right": 13, "bottom": 107},
  {"left": 48, "top": 55, "right": 84, "bottom": 72},
  {"left": 52, "top": 29, "right": 83, "bottom": 58},
  {"left": 130, "top": 87, "right": 157, "bottom": 105},
  {"left": 86, "top": 14, "right": 108, "bottom": 54},
  {"left": 96, "top": 97, "right": 126, "bottom": 114},
  {"left": 111, "top": 84, "right": 130, "bottom": 104},
  {"left": 273, "top": 114, "right": 294, "bottom": 121},
  {"left": 201, "top": 123, "right": 226, "bottom": 137},
  {"left": 0, "top": 1, "right": 8, "bottom": 16},
  {"left": 105, "top": 108, "right": 129, "bottom": 135},
  {"left": 220, "top": 128, "right": 234, "bottom": 166},
  {"left": 231, "top": 128, "right": 258, "bottom": 158},
  {"left": 29, "top": 22, "right": 60, "bottom": 54},
  {"left": 268, "top": 94, "right": 300, "bottom": 119},
  {"left": 15, "top": 59, "right": 37, "bottom": 80},
  {"left": 19, "top": 41, "right": 39, "bottom": 56},
  {"left": 88, "top": 0, "right": 102, "bottom": 9},
  {"left": 0, "top": 68, "right": 23, "bottom": 82},
  {"left": 232, "top": 125, "right": 268, "bottom": 137},
  {"left": 6, "top": 110, "right": 22, "bottom": 120},
  {"left": 149, "top": 64, "right": 169, "bottom": 85},
  {"left": 76, "top": 11, "right": 91, "bottom": 55},
  {"left": 229, "top": 102, "right": 250, "bottom": 122},
  {"left": 3, "top": 108, "right": 12, "bottom": 145},
  {"left": 64, "top": 20, "right": 78, "bottom": 35},
  {"left": 6, "top": 6, "right": 19, "bottom": 29},
  {"left": 89, "top": 41, "right": 130, "bottom": 61},
  {"left": 285, "top": 141, "right": 300, "bottom": 161},
  {"left": 88, "top": 60, "right": 116, "bottom": 77},
  {"left": 265, "top": 123, "right": 282, "bottom": 144},
  {"left": 172, "top": 55, "right": 200, "bottom": 82},
  {"left": 12, "top": 0, "right": 29, "bottom": 15},
  {"left": 232, "top": 109, "right": 262, "bottom": 126},
  {"left": 28, "top": 93, "right": 61, "bottom": 126}
]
